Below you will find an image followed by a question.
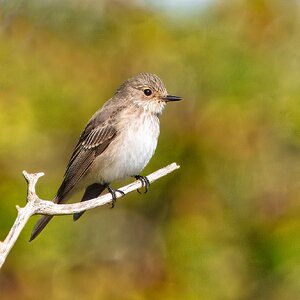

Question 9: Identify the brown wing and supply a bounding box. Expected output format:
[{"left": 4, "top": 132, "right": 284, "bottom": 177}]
[
  {"left": 56, "top": 125, "right": 117, "bottom": 202},
  {"left": 29, "top": 127, "right": 116, "bottom": 241},
  {"left": 30, "top": 103, "right": 125, "bottom": 241}
]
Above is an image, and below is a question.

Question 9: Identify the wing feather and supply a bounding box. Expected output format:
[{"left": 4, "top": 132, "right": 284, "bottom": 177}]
[{"left": 56, "top": 125, "right": 117, "bottom": 201}]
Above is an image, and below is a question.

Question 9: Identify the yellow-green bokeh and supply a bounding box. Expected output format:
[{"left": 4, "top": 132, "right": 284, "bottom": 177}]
[{"left": 0, "top": 1, "right": 300, "bottom": 299}]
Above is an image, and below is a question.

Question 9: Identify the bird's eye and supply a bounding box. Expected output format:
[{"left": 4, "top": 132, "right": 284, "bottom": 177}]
[{"left": 143, "top": 89, "right": 152, "bottom": 96}]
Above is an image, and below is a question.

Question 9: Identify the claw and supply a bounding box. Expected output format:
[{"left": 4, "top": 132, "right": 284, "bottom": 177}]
[
  {"left": 106, "top": 184, "right": 125, "bottom": 208},
  {"left": 134, "top": 175, "right": 150, "bottom": 194}
]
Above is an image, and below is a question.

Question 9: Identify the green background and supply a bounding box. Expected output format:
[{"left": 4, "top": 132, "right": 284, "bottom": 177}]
[{"left": 0, "top": 0, "right": 300, "bottom": 299}]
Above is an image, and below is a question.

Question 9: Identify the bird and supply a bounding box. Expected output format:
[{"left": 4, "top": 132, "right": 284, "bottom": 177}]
[{"left": 29, "top": 73, "right": 182, "bottom": 241}]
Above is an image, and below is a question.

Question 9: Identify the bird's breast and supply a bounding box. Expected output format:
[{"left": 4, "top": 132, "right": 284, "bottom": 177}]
[{"left": 88, "top": 112, "right": 160, "bottom": 183}]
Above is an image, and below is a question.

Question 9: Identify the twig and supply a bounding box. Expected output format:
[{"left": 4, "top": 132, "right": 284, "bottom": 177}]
[{"left": 0, "top": 162, "right": 180, "bottom": 269}]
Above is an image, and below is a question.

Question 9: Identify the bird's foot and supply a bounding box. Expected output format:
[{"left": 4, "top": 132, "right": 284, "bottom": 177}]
[
  {"left": 134, "top": 175, "right": 150, "bottom": 194},
  {"left": 106, "top": 184, "right": 125, "bottom": 208}
]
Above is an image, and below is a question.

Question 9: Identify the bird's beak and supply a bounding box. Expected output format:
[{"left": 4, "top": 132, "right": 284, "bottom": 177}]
[{"left": 162, "top": 94, "right": 183, "bottom": 102}]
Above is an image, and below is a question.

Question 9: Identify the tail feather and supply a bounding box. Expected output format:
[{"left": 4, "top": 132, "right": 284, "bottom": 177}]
[
  {"left": 29, "top": 215, "right": 54, "bottom": 242},
  {"left": 29, "top": 183, "right": 106, "bottom": 241},
  {"left": 73, "top": 183, "right": 106, "bottom": 221},
  {"left": 29, "top": 195, "right": 60, "bottom": 242}
]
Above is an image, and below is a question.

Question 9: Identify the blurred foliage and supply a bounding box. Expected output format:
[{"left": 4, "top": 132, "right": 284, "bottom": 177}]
[{"left": 0, "top": 0, "right": 300, "bottom": 299}]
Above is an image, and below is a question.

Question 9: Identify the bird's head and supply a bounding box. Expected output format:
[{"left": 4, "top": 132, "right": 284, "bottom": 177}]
[{"left": 115, "top": 73, "right": 182, "bottom": 116}]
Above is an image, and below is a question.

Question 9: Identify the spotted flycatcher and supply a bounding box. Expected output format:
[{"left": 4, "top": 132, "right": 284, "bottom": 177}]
[{"left": 30, "top": 73, "right": 182, "bottom": 241}]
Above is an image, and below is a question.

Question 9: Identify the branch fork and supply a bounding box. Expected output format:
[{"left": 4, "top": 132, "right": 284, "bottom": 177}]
[
  {"left": 0, "top": 162, "right": 180, "bottom": 269},
  {"left": 23, "top": 171, "right": 45, "bottom": 203}
]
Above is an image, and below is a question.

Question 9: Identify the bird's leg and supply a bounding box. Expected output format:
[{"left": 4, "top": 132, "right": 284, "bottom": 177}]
[
  {"left": 134, "top": 175, "right": 150, "bottom": 194},
  {"left": 106, "top": 184, "right": 125, "bottom": 208}
]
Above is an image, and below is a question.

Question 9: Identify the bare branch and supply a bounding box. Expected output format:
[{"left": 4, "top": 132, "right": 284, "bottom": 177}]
[
  {"left": 0, "top": 162, "right": 180, "bottom": 269},
  {"left": 22, "top": 171, "right": 45, "bottom": 202}
]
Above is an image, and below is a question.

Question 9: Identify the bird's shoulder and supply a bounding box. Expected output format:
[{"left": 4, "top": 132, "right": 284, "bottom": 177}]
[
  {"left": 61, "top": 102, "right": 126, "bottom": 183},
  {"left": 79, "top": 101, "right": 126, "bottom": 142}
]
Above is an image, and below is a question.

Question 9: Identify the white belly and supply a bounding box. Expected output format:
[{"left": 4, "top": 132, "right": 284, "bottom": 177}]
[{"left": 86, "top": 113, "right": 160, "bottom": 184}]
